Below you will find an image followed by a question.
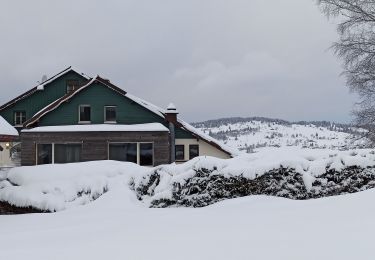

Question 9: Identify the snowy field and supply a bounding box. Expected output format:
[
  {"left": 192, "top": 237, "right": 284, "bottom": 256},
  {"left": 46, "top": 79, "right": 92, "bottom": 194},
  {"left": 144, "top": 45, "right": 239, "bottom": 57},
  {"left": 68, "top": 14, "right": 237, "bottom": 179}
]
[
  {"left": 1, "top": 148, "right": 375, "bottom": 259},
  {"left": 0, "top": 186, "right": 374, "bottom": 260}
]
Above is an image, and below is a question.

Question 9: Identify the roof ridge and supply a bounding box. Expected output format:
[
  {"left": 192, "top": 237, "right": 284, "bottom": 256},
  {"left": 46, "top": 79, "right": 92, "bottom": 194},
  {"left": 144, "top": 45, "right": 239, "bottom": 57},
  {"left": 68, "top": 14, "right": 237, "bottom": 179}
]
[
  {"left": 24, "top": 77, "right": 97, "bottom": 127},
  {"left": 0, "top": 66, "right": 88, "bottom": 112}
]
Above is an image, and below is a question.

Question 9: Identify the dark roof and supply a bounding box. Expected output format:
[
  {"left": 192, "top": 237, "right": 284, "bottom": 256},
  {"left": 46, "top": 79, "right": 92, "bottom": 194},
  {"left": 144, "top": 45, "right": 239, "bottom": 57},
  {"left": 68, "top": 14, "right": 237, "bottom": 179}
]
[{"left": 0, "top": 66, "right": 90, "bottom": 112}]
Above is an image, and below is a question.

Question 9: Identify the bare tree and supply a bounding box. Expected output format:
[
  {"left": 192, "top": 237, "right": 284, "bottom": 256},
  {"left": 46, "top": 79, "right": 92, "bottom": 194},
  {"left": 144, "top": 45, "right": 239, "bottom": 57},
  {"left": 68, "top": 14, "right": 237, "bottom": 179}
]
[{"left": 317, "top": 0, "right": 375, "bottom": 141}]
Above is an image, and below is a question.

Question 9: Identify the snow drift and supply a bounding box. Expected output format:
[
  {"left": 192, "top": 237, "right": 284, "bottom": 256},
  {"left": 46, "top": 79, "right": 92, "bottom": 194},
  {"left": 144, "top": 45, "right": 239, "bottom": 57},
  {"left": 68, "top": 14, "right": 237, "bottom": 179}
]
[{"left": 1, "top": 148, "right": 375, "bottom": 212}]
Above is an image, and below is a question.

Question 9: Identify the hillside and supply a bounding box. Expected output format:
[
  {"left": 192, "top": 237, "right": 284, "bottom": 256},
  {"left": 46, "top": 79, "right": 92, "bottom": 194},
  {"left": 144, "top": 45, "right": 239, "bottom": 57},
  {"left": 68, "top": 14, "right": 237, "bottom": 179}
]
[{"left": 192, "top": 117, "right": 369, "bottom": 152}]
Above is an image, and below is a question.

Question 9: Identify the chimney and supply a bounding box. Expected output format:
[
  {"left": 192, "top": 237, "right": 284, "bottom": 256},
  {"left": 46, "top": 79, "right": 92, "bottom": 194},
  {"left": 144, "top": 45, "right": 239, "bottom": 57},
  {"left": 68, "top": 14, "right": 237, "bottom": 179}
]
[{"left": 166, "top": 103, "right": 179, "bottom": 163}]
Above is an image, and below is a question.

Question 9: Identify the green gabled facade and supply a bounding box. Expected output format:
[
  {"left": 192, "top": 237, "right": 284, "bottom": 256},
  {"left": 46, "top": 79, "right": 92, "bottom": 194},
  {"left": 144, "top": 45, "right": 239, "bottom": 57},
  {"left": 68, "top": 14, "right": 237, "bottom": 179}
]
[
  {"left": 0, "top": 68, "right": 194, "bottom": 139},
  {"left": 0, "top": 67, "right": 234, "bottom": 167},
  {"left": 0, "top": 68, "right": 88, "bottom": 130}
]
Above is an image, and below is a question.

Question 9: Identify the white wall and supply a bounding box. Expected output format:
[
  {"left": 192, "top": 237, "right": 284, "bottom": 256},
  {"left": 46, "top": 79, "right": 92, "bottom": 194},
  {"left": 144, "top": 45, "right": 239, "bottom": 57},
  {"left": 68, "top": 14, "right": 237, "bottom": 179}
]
[
  {"left": 0, "top": 142, "right": 13, "bottom": 167},
  {"left": 175, "top": 139, "right": 231, "bottom": 161}
]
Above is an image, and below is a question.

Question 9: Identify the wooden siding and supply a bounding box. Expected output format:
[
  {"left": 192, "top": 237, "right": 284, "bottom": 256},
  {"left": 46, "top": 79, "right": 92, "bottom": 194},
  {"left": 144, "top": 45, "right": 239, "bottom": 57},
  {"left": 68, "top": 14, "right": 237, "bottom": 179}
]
[
  {"left": 0, "top": 71, "right": 88, "bottom": 128},
  {"left": 37, "top": 81, "right": 194, "bottom": 139},
  {"left": 21, "top": 131, "right": 170, "bottom": 166}
]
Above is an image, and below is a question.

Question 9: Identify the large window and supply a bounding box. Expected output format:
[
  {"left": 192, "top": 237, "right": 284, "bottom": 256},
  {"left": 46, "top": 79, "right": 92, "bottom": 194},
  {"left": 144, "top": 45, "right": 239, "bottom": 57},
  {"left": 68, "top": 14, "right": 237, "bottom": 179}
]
[
  {"left": 109, "top": 143, "right": 137, "bottom": 163},
  {"left": 140, "top": 143, "right": 153, "bottom": 166},
  {"left": 175, "top": 145, "right": 185, "bottom": 161},
  {"left": 108, "top": 142, "right": 154, "bottom": 166},
  {"left": 14, "top": 111, "right": 26, "bottom": 126},
  {"left": 104, "top": 106, "right": 117, "bottom": 123},
  {"left": 54, "top": 144, "right": 81, "bottom": 164},
  {"left": 37, "top": 143, "right": 82, "bottom": 165},
  {"left": 79, "top": 105, "right": 91, "bottom": 123},
  {"left": 189, "top": 144, "right": 199, "bottom": 160},
  {"left": 37, "top": 144, "right": 52, "bottom": 165}
]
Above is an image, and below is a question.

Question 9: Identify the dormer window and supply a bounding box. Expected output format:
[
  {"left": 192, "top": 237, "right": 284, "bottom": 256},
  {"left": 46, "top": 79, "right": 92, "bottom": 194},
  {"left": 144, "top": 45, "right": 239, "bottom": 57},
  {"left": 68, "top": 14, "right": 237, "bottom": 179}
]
[
  {"left": 14, "top": 111, "right": 26, "bottom": 126},
  {"left": 79, "top": 105, "right": 91, "bottom": 123},
  {"left": 66, "top": 80, "right": 81, "bottom": 94}
]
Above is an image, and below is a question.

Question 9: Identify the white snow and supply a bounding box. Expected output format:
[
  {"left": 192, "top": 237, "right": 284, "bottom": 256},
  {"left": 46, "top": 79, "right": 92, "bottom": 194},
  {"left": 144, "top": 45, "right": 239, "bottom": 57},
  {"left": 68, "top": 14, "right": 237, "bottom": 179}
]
[
  {"left": 1, "top": 147, "right": 375, "bottom": 212},
  {"left": 125, "top": 93, "right": 238, "bottom": 156},
  {"left": 197, "top": 119, "right": 367, "bottom": 151},
  {"left": 0, "top": 116, "right": 18, "bottom": 136},
  {"left": 167, "top": 102, "right": 178, "bottom": 113},
  {"left": 179, "top": 119, "right": 241, "bottom": 156},
  {"left": 22, "top": 123, "right": 169, "bottom": 133},
  {"left": 0, "top": 155, "right": 375, "bottom": 259}
]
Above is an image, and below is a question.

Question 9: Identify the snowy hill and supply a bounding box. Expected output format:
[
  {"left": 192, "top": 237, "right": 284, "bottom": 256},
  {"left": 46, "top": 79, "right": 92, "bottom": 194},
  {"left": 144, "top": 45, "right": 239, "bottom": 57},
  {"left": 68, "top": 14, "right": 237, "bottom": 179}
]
[{"left": 192, "top": 117, "right": 369, "bottom": 152}]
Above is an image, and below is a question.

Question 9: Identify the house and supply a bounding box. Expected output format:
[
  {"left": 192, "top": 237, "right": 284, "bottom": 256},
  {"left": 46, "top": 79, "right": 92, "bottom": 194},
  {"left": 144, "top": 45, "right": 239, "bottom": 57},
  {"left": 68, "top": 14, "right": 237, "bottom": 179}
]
[
  {"left": 0, "top": 67, "right": 237, "bottom": 166},
  {"left": 0, "top": 116, "right": 19, "bottom": 167}
]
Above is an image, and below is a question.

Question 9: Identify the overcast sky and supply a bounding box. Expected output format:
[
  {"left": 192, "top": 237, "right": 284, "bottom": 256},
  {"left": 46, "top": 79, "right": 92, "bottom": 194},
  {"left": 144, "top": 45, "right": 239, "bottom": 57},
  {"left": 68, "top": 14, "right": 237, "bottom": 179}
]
[{"left": 0, "top": 0, "right": 354, "bottom": 123}]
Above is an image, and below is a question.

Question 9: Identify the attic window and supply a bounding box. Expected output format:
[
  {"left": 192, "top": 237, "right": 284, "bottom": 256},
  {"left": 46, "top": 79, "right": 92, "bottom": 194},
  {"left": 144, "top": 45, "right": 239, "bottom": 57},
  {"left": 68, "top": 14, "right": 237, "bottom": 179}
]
[
  {"left": 14, "top": 111, "right": 26, "bottom": 126},
  {"left": 66, "top": 80, "right": 81, "bottom": 93}
]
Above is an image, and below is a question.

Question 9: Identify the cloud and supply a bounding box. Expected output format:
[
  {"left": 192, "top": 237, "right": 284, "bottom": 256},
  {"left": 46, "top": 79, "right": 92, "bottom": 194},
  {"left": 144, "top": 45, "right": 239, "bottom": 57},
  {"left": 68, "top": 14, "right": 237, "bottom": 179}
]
[
  {"left": 0, "top": 0, "right": 355, "bottom": 123},
  {"left": 174, "top": 52, "right": 289, "bottom": 91}
]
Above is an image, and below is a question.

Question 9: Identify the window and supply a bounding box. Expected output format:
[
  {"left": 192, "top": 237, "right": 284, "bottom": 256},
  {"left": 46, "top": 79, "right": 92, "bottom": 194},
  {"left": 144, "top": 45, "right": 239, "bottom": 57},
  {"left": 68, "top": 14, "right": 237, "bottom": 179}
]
[
  {"left": 79, "top": 105, "right": 91, "bottom": 123},
  {"left": 66, "top": 80, "right": 81, "bottom": 93},
  {"left": 140, "top": 143, "right": 153, "bottom": 166},
  {"left": 54, "top": 144, "right": 81, "bottom": 164},
  {"left": 109, "top": 143, "right": 137, "bottom": 163},
  {"left": 108, "top": 142, "right": 154, "bottom": 166},
  {"left": 189, "top": 144, "right": 199, "bottom": 160},
  {"left": 14, "top": 111, "right": 26, "bottom": 126},
  {"left": 37, "top": 144, "right": 52, "bottom": 165},
  {"left": 175, "top": 145, "right": 185, "bottom": 161},
  {"left": 104, "top": 106, "right": 117, "bottom": 123}
]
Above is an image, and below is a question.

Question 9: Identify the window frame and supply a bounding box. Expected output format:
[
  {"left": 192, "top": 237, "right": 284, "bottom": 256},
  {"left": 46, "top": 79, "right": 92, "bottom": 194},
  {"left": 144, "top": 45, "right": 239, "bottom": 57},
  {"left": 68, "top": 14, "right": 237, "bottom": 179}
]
[
  {"left": 66, "top": 80, "right": 81, "bottom": 94},
  {"left": 36, "top": 142, "right": 82, "bottom": 165},
  {"left": 54, "top": 143, "right": 82, "bottom": 164},
  {"left": 175, "top": 144, "right": 185, "bottom": 161},
  {"left": 107, "top": 142, "right": 154, "bottom": 166},
  {"left": 14, "top": 111, "right": 26, "bottom": 127},
  {"left": 189, "top": 144, "right": 199, "bottom": 160},
  {"left": 78, "top": 105, "right": 91, "bottom": 124},
  {"left": 104, "top": 106, "right": 117, "bottom": 123},
  {"left": 36, "top": 143, "right": 53, "bottom": 165}
]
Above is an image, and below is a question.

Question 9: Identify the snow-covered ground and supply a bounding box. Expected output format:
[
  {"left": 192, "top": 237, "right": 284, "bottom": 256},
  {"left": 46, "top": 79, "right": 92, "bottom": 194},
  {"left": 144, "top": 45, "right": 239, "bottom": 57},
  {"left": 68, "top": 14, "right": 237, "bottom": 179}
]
[
  {"left": 1, "top": 148, "right": 375, "bottom": 259},
  {"left": 0, "top": 182, "right": 375, "bottom": 260}
]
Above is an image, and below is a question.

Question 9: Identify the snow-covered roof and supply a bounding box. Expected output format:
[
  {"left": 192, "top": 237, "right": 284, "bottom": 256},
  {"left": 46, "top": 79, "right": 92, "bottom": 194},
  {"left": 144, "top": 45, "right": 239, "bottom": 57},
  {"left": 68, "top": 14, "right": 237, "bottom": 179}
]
[
  {"left": 22, "top": 72, "right": 238, "bottom": 157},
  {"left": 0, "top": 116, "right": 18, "bottom": 136},
  {"left": 0, "top": 66, "right": 91, "bottom": 112},
  {"left": 126, "top": 95, "right": 239, "bottom": 157},
  {"left": 22, "top": 123, "right": 169, "bottom": 133}
]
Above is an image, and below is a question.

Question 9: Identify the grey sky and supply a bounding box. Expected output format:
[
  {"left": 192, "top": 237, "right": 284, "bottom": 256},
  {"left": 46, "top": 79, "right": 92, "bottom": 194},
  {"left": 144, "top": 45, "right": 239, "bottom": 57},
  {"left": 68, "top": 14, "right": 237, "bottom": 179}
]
[{"left": 0, "top": 0, "right": 354, "bottom": 123}]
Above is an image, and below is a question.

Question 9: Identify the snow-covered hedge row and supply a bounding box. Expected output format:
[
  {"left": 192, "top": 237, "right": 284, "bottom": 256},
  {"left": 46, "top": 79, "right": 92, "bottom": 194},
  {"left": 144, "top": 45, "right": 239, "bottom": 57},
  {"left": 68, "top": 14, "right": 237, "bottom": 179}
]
[
  {"left": 133, "top": 148, "right": 375, "bottom": 207},
  {"left": 1, "top": 148, "right": 375, "bottom": 212},
  {"left": 134, "top": 165, "right": 375, "bottom": 208}
]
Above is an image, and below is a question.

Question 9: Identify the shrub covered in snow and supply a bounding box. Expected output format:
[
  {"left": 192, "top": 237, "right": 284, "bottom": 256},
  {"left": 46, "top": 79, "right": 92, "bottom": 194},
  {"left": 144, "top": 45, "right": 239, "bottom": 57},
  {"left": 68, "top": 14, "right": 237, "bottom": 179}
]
[
  {"left": 2, "top": 148, "right": 375, "bottom": 212},
  {"left": 134, "top": 165, "right": 375, "bottom": 208}
]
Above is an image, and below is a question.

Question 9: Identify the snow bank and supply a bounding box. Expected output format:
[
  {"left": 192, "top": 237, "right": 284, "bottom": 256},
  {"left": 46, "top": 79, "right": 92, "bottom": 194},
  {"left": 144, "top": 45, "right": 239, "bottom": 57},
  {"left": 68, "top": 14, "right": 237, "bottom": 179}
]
[
  {"left": 0, "top": 161, "right": 150, "bottom": 212},
  {"left": 1, "top": 147, "right": 375, "bottom": 212}
]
